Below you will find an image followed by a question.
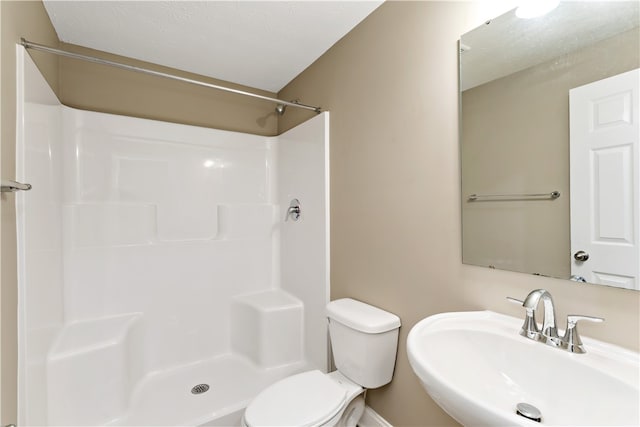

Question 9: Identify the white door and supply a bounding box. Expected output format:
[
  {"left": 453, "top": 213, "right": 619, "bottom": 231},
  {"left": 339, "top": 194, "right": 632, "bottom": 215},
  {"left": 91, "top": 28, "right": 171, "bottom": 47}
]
[{"left": 570, "top": 68, "right": 640, "bottom": 290}]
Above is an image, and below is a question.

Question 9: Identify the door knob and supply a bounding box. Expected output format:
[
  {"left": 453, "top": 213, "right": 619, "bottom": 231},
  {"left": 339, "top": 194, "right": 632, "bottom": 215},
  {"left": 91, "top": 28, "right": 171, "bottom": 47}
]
[{"left": 573, "top": 251, "right": 589, "bottom": 262}]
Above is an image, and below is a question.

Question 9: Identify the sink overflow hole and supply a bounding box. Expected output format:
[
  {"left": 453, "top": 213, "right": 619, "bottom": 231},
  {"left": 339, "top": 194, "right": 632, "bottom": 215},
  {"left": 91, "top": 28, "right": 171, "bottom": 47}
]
[
  {"left": 516, "top": 402, "right": 542, "bottom": 423},
  {"left": 191, "top": 384, "right": 210, "bottom": 395}
]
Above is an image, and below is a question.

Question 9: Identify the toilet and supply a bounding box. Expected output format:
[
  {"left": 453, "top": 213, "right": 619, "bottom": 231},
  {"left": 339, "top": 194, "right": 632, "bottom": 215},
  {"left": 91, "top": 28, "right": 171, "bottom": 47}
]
[{"left": 242, "top": 298, "right": 401, "bottom": 427}]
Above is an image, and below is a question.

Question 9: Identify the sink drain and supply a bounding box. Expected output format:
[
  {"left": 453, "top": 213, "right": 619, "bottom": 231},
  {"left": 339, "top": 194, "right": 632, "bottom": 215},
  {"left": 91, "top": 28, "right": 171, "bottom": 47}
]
[
  {"left": 191, "top": 384, "right": 210, "bottom": 395},
  {"left": 516, "top": 402, "right": 542, "bottom": 422}
]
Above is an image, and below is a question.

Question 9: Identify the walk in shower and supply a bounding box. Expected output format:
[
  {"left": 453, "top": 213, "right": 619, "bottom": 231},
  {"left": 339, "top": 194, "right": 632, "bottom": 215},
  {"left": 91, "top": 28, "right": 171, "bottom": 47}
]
[{"left": 16, "top": 49, "right": 329, "bottom": 426}]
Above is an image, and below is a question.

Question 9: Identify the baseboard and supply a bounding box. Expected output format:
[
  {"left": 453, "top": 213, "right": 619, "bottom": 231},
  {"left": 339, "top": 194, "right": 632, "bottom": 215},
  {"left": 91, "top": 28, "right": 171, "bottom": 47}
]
[{"left": 358, "top": 405, "right": 393, "bottom": 427}]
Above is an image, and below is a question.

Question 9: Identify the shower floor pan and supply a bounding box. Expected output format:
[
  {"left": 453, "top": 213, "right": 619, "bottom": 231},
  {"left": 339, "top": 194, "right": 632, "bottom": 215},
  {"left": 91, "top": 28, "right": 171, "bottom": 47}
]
[
  {"left": 44, "top": 290, "right": 313, "bottom": 426},
  {"left": 108, "top": 354, "right": 311, "bottom": 426}
]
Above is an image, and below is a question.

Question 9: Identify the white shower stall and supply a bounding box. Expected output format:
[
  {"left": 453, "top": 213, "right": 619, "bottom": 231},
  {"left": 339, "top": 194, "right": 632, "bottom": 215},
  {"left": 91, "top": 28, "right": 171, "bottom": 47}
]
[{"left": 16, "top": 49, "right": 329, "bottom": 426}]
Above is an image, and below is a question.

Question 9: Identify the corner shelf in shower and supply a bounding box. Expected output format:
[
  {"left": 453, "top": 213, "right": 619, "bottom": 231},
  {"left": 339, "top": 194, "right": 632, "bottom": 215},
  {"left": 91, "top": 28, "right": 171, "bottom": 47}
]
[{"left": 46, "top": 313, "right": 142, "bottom": 426}]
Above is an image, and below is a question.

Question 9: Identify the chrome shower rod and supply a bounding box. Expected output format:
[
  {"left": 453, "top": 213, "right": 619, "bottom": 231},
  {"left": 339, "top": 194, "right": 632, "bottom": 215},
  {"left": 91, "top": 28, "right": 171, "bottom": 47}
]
[
  {"left": 1, "top": 179, "right": 32, "bottom": 193},
  {"left": 20, "top": 38, "right": 321, "bottom": 114}
]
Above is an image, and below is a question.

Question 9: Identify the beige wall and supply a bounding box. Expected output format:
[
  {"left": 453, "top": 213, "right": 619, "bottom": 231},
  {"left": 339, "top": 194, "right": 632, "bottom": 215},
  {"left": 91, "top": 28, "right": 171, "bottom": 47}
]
[
  {"left": 279, "top": 2, "right": 640, "bottom": 426},
  {"left": 1, "top": 1, "right": 59, "bottom": 423},
  {"left": 461, "top": 29, "right": 640, "bottom": 279},
  {"left": 57, "top": 43, "right": 278, "bottom": 136}
]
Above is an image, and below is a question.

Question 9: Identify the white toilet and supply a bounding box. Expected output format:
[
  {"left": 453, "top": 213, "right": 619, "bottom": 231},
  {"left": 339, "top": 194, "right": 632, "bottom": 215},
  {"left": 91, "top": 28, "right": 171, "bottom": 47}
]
[{"left": 242, "top": 298, "right": 401, "bottom": 427}]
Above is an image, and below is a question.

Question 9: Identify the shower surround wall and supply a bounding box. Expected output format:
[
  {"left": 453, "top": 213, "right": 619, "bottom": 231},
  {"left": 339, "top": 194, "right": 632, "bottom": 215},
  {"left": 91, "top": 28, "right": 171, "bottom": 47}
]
[{"left": 17, "top": 51, "right": 329, "bottom": 426}]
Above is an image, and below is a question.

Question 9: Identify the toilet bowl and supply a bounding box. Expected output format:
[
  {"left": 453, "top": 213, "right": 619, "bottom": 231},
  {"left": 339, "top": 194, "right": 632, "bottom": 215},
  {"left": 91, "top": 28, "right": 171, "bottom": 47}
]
[
  {"left": 242, "top": 298, "right": 401, "bottom": 427},
  {"left": 242, "top": 370, "right": 364, "bottom": 427}
]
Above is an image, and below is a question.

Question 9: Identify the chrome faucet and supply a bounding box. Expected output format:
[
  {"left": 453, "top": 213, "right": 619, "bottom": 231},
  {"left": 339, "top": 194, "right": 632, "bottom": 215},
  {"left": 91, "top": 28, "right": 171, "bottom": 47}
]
[
  {"left": 560, "top": 314, "right": 604, "bottom": 354},
  {"left": 522, "top": 289, "right": 560, "bottom": 346},
  {"left": 508, "top": 289, "right": 604, "bottom": 353}
]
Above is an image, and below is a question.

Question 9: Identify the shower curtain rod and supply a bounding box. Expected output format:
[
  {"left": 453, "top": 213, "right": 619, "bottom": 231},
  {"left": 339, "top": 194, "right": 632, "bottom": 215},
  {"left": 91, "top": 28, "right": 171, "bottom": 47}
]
[{"left": 20, "top": 38, "right": 322, "bottom": 114}]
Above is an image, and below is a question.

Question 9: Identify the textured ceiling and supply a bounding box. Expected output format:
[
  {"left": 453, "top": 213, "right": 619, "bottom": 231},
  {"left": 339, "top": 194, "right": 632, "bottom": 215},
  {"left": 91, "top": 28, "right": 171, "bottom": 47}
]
[
  {"left": 43, "top": 1, "right": 384, "bottom": 92},
  {"left": 461, "top": 1, "right": 640, "bottom": 90}
]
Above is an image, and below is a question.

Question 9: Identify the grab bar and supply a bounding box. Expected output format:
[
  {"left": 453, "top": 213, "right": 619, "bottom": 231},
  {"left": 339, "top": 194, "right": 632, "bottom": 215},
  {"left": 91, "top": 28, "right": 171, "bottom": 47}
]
[
  {"left": 468, "top": 191, "right": 560, "bottom": 201},
  {"left": 1, "top": 179, "right": 32, "bottom": 192}
]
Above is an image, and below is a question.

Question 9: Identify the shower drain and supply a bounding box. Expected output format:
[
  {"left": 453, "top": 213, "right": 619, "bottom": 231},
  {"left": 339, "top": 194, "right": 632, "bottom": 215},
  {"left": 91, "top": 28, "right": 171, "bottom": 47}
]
[{"left": 191, "top": 384, "right": 210, "bottom": 395}]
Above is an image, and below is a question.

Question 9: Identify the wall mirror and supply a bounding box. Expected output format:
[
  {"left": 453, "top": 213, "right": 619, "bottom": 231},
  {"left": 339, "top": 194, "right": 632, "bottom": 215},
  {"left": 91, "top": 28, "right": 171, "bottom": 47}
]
[{"left": 460, "top": 1, "right": 640, "bottom": 290}]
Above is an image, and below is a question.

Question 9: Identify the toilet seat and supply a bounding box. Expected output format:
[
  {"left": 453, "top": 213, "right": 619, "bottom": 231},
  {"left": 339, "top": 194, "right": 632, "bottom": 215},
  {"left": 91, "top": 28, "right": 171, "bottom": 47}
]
[{"left": 243, "top": 370, "right": 347, "bottom": 427}]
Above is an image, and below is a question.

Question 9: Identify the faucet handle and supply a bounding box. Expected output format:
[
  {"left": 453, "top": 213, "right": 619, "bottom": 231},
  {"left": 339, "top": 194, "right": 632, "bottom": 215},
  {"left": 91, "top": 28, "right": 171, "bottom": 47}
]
[
  {"left": 561, "top": 314, "right": 604, "bottom": 354},
  {"left": 284, "top": 199, "right": 301, "bottom": 222},
  {"left": 567, "top": 314, "right": 604, "bottom": 325},
  {"left": 506, "top": 297, "right": 523, "bottom": 305},
  {"left": 506, "top": 297, "right": 541, "bottom": 341}
]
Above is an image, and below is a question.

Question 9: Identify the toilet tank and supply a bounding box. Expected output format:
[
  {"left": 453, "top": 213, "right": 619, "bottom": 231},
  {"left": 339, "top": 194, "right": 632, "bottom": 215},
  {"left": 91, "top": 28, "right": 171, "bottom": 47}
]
[{"left": 326, "top": 298, "right": 401, "bottom": 389}]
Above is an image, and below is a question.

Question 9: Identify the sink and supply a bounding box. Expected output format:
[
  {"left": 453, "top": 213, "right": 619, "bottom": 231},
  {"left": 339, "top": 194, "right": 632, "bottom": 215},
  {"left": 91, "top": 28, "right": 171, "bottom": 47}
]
[{"left": 407, "top": 311, "right": 640, "bottom": 426}]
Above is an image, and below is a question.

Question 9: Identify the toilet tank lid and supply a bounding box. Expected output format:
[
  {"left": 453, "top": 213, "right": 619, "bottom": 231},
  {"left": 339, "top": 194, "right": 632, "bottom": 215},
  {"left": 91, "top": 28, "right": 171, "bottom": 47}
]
[{"left": 326, "top": 298, "right": 401, "bottom": 333}]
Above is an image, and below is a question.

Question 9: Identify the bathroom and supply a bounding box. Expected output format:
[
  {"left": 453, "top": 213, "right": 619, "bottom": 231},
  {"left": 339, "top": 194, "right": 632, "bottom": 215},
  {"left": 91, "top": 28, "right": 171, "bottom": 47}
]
[{"left": 1, "top": 1, "right": 639, "bottom": 426}]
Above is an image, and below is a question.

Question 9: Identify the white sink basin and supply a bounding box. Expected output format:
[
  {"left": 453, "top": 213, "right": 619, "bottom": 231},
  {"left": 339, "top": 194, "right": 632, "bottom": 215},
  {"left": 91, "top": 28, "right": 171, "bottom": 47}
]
[{"left": 407, "top": 311, "right": 640, "bottom": 426}]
